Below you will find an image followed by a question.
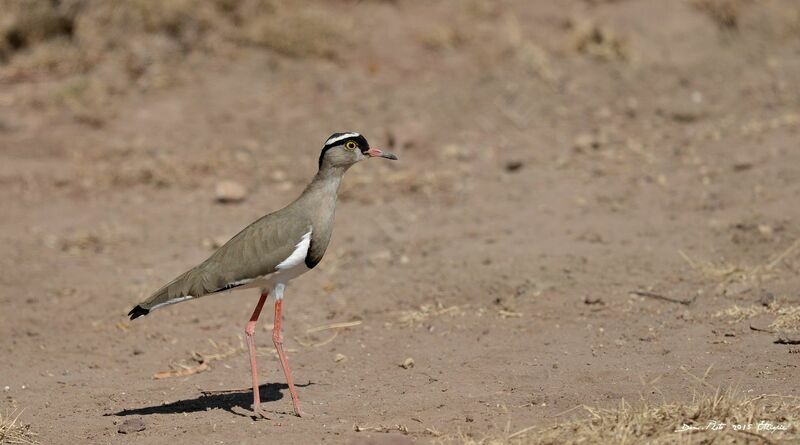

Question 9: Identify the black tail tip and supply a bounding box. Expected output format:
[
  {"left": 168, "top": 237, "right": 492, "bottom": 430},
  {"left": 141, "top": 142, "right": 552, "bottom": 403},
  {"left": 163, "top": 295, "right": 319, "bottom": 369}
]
[{"left": 128, "top": 305, "right": 149, "bottom": 320}]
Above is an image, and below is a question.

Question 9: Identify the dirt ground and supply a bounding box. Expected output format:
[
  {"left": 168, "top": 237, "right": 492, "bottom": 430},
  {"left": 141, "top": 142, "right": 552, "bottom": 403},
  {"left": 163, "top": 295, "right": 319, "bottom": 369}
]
[{"left": 1, "top": 0, "right": 799, "bottom": 444}]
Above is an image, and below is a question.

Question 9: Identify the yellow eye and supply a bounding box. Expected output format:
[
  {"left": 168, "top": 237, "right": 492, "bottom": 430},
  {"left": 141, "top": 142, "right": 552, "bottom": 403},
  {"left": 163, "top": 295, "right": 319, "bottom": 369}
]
[{"left": 345, "top": 141, "right": 358, "bottom": 150}]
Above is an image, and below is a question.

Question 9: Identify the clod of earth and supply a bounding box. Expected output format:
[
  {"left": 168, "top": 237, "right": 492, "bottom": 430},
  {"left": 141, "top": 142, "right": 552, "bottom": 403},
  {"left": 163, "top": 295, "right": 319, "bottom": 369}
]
[{"left": 117, "top": 418, "right": 146, "bottom": 434}]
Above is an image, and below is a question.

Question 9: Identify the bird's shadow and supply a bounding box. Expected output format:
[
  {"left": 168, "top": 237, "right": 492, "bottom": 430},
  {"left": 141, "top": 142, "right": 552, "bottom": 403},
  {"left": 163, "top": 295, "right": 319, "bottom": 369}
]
[{"left": 110, "top": 382, "right": 313, "bottom": 418}]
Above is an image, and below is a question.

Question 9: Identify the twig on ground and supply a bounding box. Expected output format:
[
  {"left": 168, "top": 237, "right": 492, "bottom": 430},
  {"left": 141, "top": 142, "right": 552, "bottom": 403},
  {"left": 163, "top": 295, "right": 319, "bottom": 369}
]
[
  {"left": 305, "top": 320, "right": 362, "bottom": 334},
  {"left": 353, "top": 424, "right": 409, "bottom": 434},
  {"left": 0, "top": 409, "right": 38, "bottom": 445},
  {"left": 679, "top": 365, "right": 714, "bottom": 389},
  {"left": 200, "top": 388, "right": 250, "bottom": 396},
  {"left": 630, "top": 290, "right": 694, "bottom": 305},
  {"left": 153, "top": 337, "right": 244, "bottom": 379},
  {"left": 554, "top": 404, "right": 584, "bottom": 417},
  {"left": 737, "top": 429, "right": 776, "bottom": 445},
  {"left": 766, "top": 239, "right": 800, "bottom": 271},
  {"left": 749, "top": 324, "right": 775, "bottom": 333},
  {"left": 508, "top": 424, "right": 538, "bottom": 439},
  {"left": 153, "top": 362, "right": 209, "bottom": 379}
]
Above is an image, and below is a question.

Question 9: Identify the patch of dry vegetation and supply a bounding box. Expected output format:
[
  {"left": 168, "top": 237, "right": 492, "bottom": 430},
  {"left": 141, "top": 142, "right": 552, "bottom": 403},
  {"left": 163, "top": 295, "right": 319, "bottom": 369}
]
[
  {"left": 690, "top": 0, "right": 753, "bottom": 29},
  {"left": 153, "top": 337, "right": 245, "bottom": 380},
  {"left": 0, "top": 410, "right": 38, "bottom": 445},
  {"left": 436, "top": 388, "right": 799, "bottom": 445},
  {"left": 393, "top": 302, "right": 468, "bottom": 327},
  {"left": 715, "top": 303, "right": 800, "bottom": 332},
  {"left": 679, "top": 239, "right": 800, "bottom": 290},
  {"left": 566, "top": 19, "right": 631, "bottom": 62},
  {"left": 0, "top": 0, "right": 344, "bottom": 91},
  {"left": 244, "top": 6, "right": 343, "bottom": 59}
]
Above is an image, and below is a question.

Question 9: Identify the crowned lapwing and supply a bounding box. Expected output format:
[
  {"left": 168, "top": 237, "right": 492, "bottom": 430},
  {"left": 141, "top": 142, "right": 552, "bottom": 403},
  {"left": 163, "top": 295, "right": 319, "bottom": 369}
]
[{"left": 128, "top": 132, "right": 397, "bottom": 418}]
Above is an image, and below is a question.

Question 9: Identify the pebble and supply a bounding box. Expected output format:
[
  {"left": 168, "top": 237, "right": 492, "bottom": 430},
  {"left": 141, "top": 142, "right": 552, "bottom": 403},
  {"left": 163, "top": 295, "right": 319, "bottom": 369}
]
[
  {"left": 214, "top": 181, "right": 247, "bottom": 203},
  {"left": 574, "top": 133, "right": 601, "bottom": 151},
  {"left": 583, "top": 296, "right": 605, "bottom": 305},
  {"left": 504, "top": 160, "right": 524, "bottom": 172},
  {"left": 400, "top": 357, "right": 415, "bottom": 369},
  {"left": 118, "top": 418, "right": 146, "bottom": 434}
]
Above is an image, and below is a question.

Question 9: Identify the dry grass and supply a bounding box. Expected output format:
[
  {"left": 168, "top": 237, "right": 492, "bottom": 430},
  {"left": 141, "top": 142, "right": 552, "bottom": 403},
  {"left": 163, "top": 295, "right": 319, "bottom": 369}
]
[
  {"left": 435, "top": 388, "right": 799, "bottom": 445},
  {"left": 243, "top": 5, "right": 343, "bottom": 59},
  {"left": 566, "top": 19, "right": 631, "bottom": 62},
  {"left": 770, "top": 306, "right": 800, "bottom": 332},
  {"left": 293, "top": 319, "right": 363, "bottom": 348},
  {"left": 0, "top": 410, "right": 38, "bottom": 445},
  {"left": 394, "top": 302, "right": 467, "bottom": 327},
  {"left": 153, "top": 337, "right": 245, "bottom": 379},
  {"left": 690, "top": 0, "right": 753, "bottom": 29},
  {"left": 0, "top": 0, "right": 344, "bottom": 96},
  {"left": 679, "top": 239, "right": 800, "bottom": 288},
  {"left": 714, "top": 303, "right": 800, "bottom": 332},
  {"left": 714, "top": 304, "right": 771, "bottom": 323}
]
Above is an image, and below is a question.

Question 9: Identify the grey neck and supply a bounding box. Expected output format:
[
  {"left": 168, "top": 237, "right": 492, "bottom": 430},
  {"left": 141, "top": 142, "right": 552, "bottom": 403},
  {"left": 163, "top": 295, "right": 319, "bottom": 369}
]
[{"left": 301, "top": 164, "right": 347, "bottom": 199}]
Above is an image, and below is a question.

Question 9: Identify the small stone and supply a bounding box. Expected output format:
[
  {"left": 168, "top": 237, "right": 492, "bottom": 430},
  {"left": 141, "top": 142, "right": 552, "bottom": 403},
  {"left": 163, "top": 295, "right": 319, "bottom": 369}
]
[
  {"left": 757, "top": 224, "right": 773, "bottom": 237},
  {"left": 504, "top": 160, "right": 524, "bottom": 172},
  {"left": 759, "top": 292, "right": 776, "bottom": 307},
  {"left": 442, "top": 144, "right": 471, "bottom": 161},
  {"left": 214, "top": 181, "right": 247, "bottom": 203},
  {"left": 3, "top": 385, "right": 9, "bottom": 391},
  {"left": 400, "top": 357, "right": 415, "bottom": 369},
  {"left": 583, "top": 296, "right": 604, "bottom": 305},
  {"left": 118, "top": 418, "right": 146, "bottom": 434},
  {"left": 370, "top": 250, "right": 393, "bottom": 263},
  {"left": 574, "top": 133, "right": 600, "bottom": 151},
  {"left": 334, "top": 353, "right": 346, "bottom": 363}
]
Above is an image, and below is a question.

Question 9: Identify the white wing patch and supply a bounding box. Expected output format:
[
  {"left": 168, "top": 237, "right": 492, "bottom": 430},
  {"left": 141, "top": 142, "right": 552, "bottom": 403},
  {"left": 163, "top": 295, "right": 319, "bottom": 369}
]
[
  {"left": 325, "top": 132, "right": 360, "bottom": 146},
  {"left": 149, "top": 295, "right": 194, "bottom": 311},
  {"left": 223, "top": 277, "right": 254, "bottom": 289},
  {"left": 276, "top": 230, "right": 312, "bottom": 271}
]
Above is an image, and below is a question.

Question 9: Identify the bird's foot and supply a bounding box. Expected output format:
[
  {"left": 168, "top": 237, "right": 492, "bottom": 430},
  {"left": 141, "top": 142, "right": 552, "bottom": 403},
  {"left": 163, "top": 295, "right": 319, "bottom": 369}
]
[
  {"left": 252, "top": 406, "right": 271, "bottom": 420},
  {"left": 291, "top": 404, "right": 309, "bottom": 418}
]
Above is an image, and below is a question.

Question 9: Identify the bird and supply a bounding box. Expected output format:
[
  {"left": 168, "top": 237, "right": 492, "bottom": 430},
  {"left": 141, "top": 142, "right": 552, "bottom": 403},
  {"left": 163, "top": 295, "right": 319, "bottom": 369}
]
[{"left": 127, "top": 132, "right": 397, "bottom": 419}]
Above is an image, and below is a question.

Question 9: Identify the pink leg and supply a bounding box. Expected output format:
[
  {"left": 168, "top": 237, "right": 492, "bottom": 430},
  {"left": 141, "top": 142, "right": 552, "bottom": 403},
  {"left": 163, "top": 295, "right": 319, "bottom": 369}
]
[
  {"left": 245, "top": 290, "right": 269, "bottom": 419},
  {"left": 273, "top": 299, "right": 304, "bottom": 417}
]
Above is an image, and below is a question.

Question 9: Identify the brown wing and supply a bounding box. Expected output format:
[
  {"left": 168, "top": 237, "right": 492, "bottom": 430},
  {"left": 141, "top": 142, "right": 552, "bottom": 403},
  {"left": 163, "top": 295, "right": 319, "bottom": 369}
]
[{"left": 134, "top": 206, "right": 311, "bottom": 314}]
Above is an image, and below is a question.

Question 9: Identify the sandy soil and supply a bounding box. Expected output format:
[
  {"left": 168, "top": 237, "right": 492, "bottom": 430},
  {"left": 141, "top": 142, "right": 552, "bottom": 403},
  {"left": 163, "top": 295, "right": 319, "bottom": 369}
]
[{"left": 1, "top": 0, "right": 799, "bottom": 444}]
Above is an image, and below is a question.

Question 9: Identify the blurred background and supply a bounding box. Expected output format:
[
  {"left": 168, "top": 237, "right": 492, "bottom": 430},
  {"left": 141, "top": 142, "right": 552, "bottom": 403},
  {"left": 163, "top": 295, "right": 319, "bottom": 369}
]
[{"left": 1, "top": 0, "right": 799, "bottom": 443}]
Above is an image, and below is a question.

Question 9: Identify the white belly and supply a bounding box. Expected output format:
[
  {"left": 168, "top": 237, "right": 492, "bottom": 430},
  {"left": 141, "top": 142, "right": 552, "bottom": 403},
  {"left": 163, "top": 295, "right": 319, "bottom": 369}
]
[{"left": 237, "top": 229, "right": 313, "bottom": 296}]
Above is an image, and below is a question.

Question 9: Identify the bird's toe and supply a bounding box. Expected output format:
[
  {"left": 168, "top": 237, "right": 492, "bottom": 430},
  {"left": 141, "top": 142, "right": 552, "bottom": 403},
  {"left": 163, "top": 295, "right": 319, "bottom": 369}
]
[{"left": 253, "top": 407, "right": 271, "bottom": 420}]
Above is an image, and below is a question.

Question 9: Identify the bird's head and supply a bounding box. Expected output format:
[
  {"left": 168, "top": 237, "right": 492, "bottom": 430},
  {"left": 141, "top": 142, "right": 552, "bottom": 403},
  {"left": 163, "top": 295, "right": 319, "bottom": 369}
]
[{"left": 318, "top": 132, "right": 398, "bottom": 170}]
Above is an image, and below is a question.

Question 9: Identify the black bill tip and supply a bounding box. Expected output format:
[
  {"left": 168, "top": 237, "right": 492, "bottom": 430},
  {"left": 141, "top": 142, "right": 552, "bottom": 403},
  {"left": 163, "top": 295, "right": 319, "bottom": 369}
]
[{"left": 128, "top": 305, "right": 149, "bottom": 320}]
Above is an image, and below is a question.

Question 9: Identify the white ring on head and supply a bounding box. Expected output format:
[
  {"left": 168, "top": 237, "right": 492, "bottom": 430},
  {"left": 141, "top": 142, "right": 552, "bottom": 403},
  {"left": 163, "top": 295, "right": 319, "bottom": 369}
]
[{"left": 325, "top": 132, "right": 361, "bottom": 147}]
